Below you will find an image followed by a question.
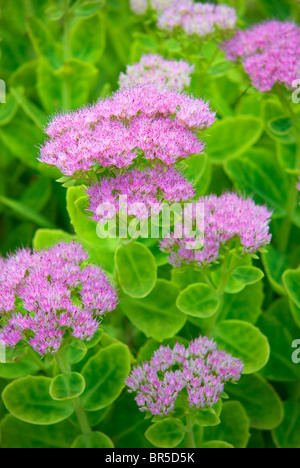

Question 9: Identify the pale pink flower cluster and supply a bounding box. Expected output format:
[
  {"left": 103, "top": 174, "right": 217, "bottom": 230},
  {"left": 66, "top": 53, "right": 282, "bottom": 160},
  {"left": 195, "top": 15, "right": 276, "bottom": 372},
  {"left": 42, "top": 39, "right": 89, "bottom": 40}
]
[
  {"left": 40, "top": 85, "right": 215, "bottom": 176},
  {"left": 160, "top": 193, "right": 272, "bottom": 267},
  {"left": 126, "top": 335, "right": 243, "bottom": 415},
  {"left": 222, "top": 21, "right": 300, "bottom": 92},
  {"left": 87, "top": 165, "right": 195, "bottom": 222},
  {"left": 119, "top": 54, "right": 195, "bottom": 91},
  {"left": 157, "top": 0, "right": 237, "bottom": 38},
  {"left": 0, "top": 242, "right": 118, "bottom": 355}
]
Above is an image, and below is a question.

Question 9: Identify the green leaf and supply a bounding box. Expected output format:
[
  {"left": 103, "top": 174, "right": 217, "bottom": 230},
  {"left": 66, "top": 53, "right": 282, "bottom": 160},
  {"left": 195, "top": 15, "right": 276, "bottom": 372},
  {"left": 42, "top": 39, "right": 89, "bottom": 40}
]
[
  {"left": 121, "top": 280, "right": 186, "bottom": 341},
  {"left": 82, "top": 343, "right": 131, "bottom": 412},
  {"left": 115, "top": 242, "right": 157, "bottom": 298},
  {"left": 0, "top": 195, "right": 55, "bottom": 228},
  {"left": 0, "top": 415, "right": 79, "bottom": 448},
  {"left": 182, "top": 154, "right": 212, "bottom": 197},
  {"left": 33, "top": 229, "right": 77, "bottom": 250},
  {"left": 199, "top": 441, "right": 233, "bottom": 448},
  {"left": 213, "top": 320, "right": 270, "bottom": 374},
  {"left": 227, "top": 374, "right": 283, "bottom": 430},
  {"left": 2, "top": 376, "right": 74, "bottom": 425},
  {"left": 261, "top": 245, "right": 290, "bottom": 295},
  {"left": 272, "top": 400, "right": 300, "bottom": 448},
  {"left": 74, "top": 1, "right": 105, "bottom": 18},
  {"left": 100, "top": 393, "right": 152, "bottom": 448},
  {"left": 225, "top": 148, "right": 289, "bottom": 219},
  {"left": 0, "top": 353, "right": 40, "bottom": 380},
  {"left": 206, "top": 116, "right": 263, "bottom": 163},
  {"left": 145, "top": 419, "right": 185, "bottom": 448},
  {"left": 176, "top": 283, "right": 220, "bottom": 318},
  {"left": 257, "top": 299, "right": 300, "bottom": 382},
  {"left": 267, "top": 116, "right": 293, "bottom": 135},
  {"left": 10, "top": 86, "right": 48, "bottom": 129},
  {"left": 66, "top": 339, "right": 88, "bottom": 365},
  {"left": 201, "top": 401, "right": 250, "bottom": 448},
  {"left": 0, "top": 94, "right": 18, "bottom": 126},
  {"left": 276, "top": 142, "right": 298, "bottom": 174},
  {"left": 70, "top": 13, "right": 105, "bottom": 63},
  {"left": 27, "top": 16, "right": 63, "bottom": 69},
  {"left": 283, "top": 267, "right": 300, "bottom": 307},
  {"left": 72, "top": 432, "right": 114, "bottom": 448},
  {"left": 218, "top": 282, "right": 264, "bottom": 323},
  {"left": 231, "top": 266, "right": 264, "bottom": 287},
  {"left": 50, "top": 373, "right": 86, "bottom": 401},
  {"left": 195, "top": 408, "right": 221, "bottom": 427}
]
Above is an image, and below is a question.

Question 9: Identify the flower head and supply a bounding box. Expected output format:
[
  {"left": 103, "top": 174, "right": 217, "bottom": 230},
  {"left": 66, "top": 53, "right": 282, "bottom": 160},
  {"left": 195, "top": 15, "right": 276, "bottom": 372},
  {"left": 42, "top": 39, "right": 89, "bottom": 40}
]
[
  {"left": 160, "top": 193, "right": 273, "bottom": 268},
  {"left": 87, "top": 165, "right": 195, "bottom": 222},
  {"left": 126, "top": 335, "right": 243, "bottom": 415},
  {"left": 0, "top": 242, "right": 118, "bottom": 355},
  {"left": 222, "top": 21, "right": 300, "bottom": 92},
  {"left": 119, "top": 54, "right": 195, "bottom": 91},
  {"left": 40, "top": 85, "right": 215, "bottom": 177},
  {"left": 157, "top": 1, "right": 237, "bottom": 39}
]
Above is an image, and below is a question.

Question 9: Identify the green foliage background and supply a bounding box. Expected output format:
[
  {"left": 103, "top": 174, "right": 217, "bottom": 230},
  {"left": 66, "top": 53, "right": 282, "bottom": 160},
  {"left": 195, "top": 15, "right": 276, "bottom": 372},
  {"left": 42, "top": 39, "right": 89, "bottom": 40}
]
[{"left": 0, "top": 0, "right": 300, "bottom": 449}]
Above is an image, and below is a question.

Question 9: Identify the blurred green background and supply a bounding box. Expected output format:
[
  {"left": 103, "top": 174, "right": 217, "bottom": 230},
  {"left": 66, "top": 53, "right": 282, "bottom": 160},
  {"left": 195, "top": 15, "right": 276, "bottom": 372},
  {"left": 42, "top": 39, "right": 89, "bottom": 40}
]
[{"left": 0, "top": 0, "right": 298, "bottom": 255}]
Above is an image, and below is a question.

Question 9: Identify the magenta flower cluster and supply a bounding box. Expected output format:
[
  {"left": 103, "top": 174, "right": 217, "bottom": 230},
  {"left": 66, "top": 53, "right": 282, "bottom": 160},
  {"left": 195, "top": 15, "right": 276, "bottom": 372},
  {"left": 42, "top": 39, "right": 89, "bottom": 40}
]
[
  {"left": 126, "top": 336, "right": 243, "bottom": 415},
  {"left": 119, "top": 54, "right": 195, "bottom": 91},
  {"left": 160, "top": 193, "right": 272, "bottom": 267},
  {"left": 157, "top": 1, "right": 237, "bottom": 38},
  {"left": 40, "top": 85, "right": 215, "bottom": 177},
  {"left": 222, "top": 21, "right": 300, "bottom": 92},
  {"left": 0, "top": 242, "right": 118, "bottom": 356},
  {"left": 87, "top": 165, "right": 195, "bottom": 222}
]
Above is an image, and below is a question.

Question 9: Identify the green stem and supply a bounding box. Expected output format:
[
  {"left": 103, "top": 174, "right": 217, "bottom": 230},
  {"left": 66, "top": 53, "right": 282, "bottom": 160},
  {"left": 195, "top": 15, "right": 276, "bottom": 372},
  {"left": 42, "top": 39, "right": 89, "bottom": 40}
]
[
  {"left": 55, "top": 347, "right": 92, "bottom": 437},
  {"left": 186, "top": 413, "right": 196, "bottom": 449},
  {"left": 73, "top": 398, "right": 92, "bottom": 436}
]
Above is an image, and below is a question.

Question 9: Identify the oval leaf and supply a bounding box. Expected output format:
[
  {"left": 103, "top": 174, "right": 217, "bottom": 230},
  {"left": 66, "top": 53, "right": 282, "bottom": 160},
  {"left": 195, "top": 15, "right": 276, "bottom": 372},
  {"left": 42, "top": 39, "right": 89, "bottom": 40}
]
[
  {"left": 72, "top": 432, "right": 114, "bottom": 449},
  {"left": 2, "top": 376, "right": 74, "bottom": 425},
  {"left": 115, "top": 242, "right": 157, "bottom": 298},
  {"left": 213, "top": 320, "right": 270, "bottom": 374},
  {"left": 50, "top": 373, "right": 86, "bottom": 401},
  {"left": 176, "top": 283, "right": 220, "bottom": 318},
  {"left": 145, "top": 419, "right": 185, "bottom": 448},
  {"left": 82, "top": 343, "right": 131, "bottom": 412}
]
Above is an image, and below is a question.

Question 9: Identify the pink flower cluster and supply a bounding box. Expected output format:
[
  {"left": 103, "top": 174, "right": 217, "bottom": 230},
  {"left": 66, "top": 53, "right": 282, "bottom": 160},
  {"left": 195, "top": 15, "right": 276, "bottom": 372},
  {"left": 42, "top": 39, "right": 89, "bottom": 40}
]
[
  {"left": 87, "top": 165, "right": 195, "bottom": 222},
  {"left": 157, "top": 1, "right": 237, "bottom": 38},
  {"left": 222, "top": 21, "right": 300, "bottom": 92},
  {"left": 40, "top": 85, "right": 215, "bottom": 176},
  {"left": 0, "top": 242, "right": 118, "bottom": 355},
  {"left": 160, "top": 193, "right": 272, "bottom": 267},
  {"left": 126, "top": 335, "right": 243, "bottom": 415},
  {"left": 119, "top": 54, "right": 195, "bottom": 91}
]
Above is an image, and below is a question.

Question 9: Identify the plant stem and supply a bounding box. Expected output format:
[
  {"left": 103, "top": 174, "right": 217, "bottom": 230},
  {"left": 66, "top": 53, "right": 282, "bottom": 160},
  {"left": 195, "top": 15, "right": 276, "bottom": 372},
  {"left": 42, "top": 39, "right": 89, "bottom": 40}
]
[
  {"left": 186, "top": 413, "right": 196, "bottom": 449},
  {"left": 73, "top": 398, "right": 92, "bottom": 436},
  {"left": 55, "top": 347, "right": 92, "bottom": 437}
]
